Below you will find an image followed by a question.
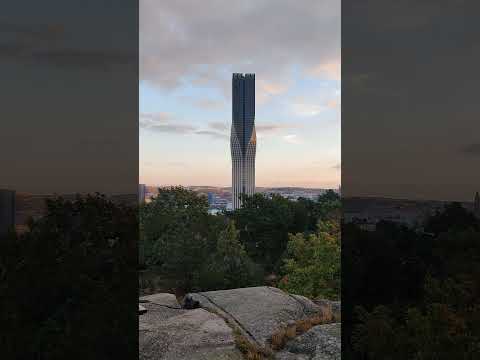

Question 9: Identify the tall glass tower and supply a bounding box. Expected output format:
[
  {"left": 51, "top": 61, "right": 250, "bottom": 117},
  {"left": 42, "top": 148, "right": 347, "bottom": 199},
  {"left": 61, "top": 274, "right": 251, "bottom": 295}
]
[{"left": 231, "top": 73, "right": 256, "bottom": 210}]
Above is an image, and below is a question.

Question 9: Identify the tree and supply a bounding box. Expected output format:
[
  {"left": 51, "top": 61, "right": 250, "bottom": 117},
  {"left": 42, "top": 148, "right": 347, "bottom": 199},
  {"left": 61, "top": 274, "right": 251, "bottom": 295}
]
[
  {"left": 140, "top": 187, "right": 262, "bottom": 293},
  {"left": 279, "top": 220, "right": 341, "bottom": 300},
  {"left": 229, "top": 193, "right": 293, "bottom": 271},
  {"left": 200, "top": 220, "right": 262, "bottom": 290},
  {"left": 140, "top": 186, "right": 212, "bottom": 268}
]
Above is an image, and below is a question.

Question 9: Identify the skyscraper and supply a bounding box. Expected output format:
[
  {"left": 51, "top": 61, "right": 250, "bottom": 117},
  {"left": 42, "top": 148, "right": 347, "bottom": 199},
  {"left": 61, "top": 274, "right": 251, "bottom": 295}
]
[{"left": 231, "top": 73, "right": 256, "bottom": 210}]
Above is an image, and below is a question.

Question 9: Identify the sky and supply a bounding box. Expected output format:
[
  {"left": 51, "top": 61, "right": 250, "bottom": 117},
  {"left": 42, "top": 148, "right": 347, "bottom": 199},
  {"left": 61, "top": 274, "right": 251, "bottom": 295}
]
[{"left": 139, "top": 0, "right": 340, "bottom": 189}]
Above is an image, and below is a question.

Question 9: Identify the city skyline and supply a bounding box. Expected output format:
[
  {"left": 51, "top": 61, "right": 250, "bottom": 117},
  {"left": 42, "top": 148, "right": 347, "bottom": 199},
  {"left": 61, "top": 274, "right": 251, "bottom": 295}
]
[{"left": 139, "top": 0, "right": 340, "bottom": 189}]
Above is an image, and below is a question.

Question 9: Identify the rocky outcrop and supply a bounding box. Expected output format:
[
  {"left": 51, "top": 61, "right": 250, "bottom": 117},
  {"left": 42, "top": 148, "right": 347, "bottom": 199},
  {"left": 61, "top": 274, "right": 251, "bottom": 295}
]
[
  {"left": 139, "top": 287, "right": 341, "bottom": 360},
  {"left": 140, "top": 293, "right": 181, "bottom": 309},
  {"left": 139, "top": 294, "right": 243, "bottom": 360},
  {"left": 276, "top": 323, "right": 341, "bottom": 360},
  {"left": 183, "top": 286, "right": 322, "bottom": 347}
]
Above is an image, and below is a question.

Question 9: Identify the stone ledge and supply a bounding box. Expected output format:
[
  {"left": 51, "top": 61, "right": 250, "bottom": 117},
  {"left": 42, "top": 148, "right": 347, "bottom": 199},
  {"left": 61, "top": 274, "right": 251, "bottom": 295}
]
[
  {"left": 183, "top": 286, "right": 321, "bottom": 347},
  {"left": 276, "top": 323, "right": 341, "bottom": 360}
]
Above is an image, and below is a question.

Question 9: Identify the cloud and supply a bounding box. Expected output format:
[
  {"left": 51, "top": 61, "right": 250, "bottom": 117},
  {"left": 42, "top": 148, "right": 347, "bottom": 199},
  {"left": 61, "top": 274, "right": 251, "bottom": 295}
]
[
  {"left": 140, "top": 0, "right": 340, "bottom": 93},
  {"left": 141, "top": 113, "right": 301, "bottom": 142},
  {"left": 292, "top": 100, "right": 327, "bottom": 117},
  {"left": 256, "top": 122, "right": 299, "bottom": 135},
  {"left": 327, "top": 98, "right": 339, "bottom": 109},
  {"left": 283, "top": 134, "right": 303, "bottom": 144},
  {"left": 194, "top": 129, "right": 228, "bottom": 140},
  {"left": 140, "top": 112, "right": 195, "bottom": 133},
  {"left": 147, "top": 123, "right": 195, "bottom": 134},
  {"left": 256, "top": 79, "right": 290, "bottom": 104},
  {"left": 307, "top": 60, "right": 341, "bottom": 80},
  {"left": 139, "top": 112, "right": 169, "bottom": 127},
  {"left": 209, "top": 121, "right": 228, "bottom": 131},
  {"left": 140, "top": 112, "right": 229, "bottom": 139},
  {"left": 206, "top": 121, "right": 300, "bottom": 140}
]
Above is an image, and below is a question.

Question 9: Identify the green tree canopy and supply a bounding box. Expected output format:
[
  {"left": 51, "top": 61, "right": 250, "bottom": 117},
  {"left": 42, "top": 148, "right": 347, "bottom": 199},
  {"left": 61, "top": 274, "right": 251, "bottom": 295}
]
[{"left": 279, "top": 219, "right": 341, "bottom": 300}]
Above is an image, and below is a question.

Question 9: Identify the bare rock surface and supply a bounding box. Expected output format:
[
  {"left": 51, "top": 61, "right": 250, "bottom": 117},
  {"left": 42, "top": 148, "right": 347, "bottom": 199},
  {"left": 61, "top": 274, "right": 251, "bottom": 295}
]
[
  {"left": 140, "top": 293, "right": 181, "bottom": 308},
  {"left": 276, "top": 323, "right": 341, "bottom": 360},
  {"left": 183, "top": 286, "right": 321, "bottom": 346},
  {"left": 139, "top": 297, "right": 243, "bottom": 360},
  {"left": 139, "top": 289, "right": 340, "bottom": 360},
  {"left": 275, "top": 352, "right": 310, "bottom": 360}
]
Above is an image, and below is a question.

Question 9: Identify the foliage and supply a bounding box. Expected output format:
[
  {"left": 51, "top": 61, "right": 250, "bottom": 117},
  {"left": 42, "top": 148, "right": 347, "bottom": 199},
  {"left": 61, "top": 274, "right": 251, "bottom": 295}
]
[
  {"left": 344, "top": 203, "right": 480, "bottom": 360},
  {"left": 139, "top": 186, "right": 211, "bottom": 267},
  {"left": 140, "top": 187, "right": 341, "bottom": 296},
  {"left": 140, "top": 187, "right": 262, "bottom": 292},
  {"left": 229, "top": 191, "right": 340, "bottom": 272},
  {"left": 279, "top": 220, "right": 340, "bottom": 300},
  {"left": 0, "top": 194, "right": 137, "bottom": 360},
  {"left": 199, "top": 220, "right": 263, "bottom": 290}
]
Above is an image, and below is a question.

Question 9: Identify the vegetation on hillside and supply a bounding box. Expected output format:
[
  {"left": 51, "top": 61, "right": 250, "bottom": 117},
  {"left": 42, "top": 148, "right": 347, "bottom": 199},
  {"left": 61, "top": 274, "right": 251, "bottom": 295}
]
[
  {"left": 0, "top": 188, "right": 340, "bottom": 358},
  {"left": 344, "top": 202, "right": 480, "bottom": 359},
  {"left": 140, "top": 187, "right": 341, "bottom": 299},
  {"left": 279, "top": 219, "right": 340, "bottom": 300}
]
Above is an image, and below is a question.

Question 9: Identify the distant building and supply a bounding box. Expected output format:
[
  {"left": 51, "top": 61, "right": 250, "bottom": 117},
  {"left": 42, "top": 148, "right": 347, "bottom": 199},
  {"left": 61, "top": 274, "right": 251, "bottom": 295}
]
[
  {"left": 139, "top": 184, "right": 146, "bottom": 204},
  {"left": 0, "top": 189, "right": 15, "bottom": 236},
  {"left": 231, "top": 73, "right": 256, "bottom": 210},
  {"left": 208, "top": 208, "right": 222, "bottom": 215},
  {"left": 207, "top": 192, "right": 214, "bottom": 205}
]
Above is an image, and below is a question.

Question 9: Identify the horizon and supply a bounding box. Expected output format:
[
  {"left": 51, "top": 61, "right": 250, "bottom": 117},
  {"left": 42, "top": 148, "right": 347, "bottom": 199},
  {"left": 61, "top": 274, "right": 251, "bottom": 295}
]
[{"left": 142, "top": 184, "right": 339, "bottom": 190}]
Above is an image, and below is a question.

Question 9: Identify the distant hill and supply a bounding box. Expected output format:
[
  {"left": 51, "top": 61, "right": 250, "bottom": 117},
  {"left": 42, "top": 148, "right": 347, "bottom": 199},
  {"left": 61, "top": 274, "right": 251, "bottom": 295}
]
[{"left": 343, "top": 196, "right": 474, "bottom": 226}]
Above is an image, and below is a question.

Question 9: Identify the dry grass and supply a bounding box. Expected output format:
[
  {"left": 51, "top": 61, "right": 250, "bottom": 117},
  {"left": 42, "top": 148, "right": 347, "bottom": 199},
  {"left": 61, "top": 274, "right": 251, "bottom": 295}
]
[
  {"left": 234, "top": 329, "right": 273, "bottom": 360},
  {"left": 285, "top": 324, "right": 297, "bottom": 339},
  {"left": 270, "top": 328, "right": 287, "bottom": 350},
  {"left": 296, "top": 319, "right": 312, "bottom": 333},
  {"left": 269, "top": 305, "right": 337, "bottom": 351},
  {"left": 270, "top": 322, "right": 298, "bottom": 350}
]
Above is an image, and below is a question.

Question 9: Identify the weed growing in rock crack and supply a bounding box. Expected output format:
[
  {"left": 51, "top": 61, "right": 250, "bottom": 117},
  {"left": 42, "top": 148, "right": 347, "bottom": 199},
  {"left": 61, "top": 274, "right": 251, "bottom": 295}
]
[
  {"left": 269, "top": 308, "right": 337, "bottom": 351},
  {"left": 233, "top": 329, "right": 273, "bottom": 360}
]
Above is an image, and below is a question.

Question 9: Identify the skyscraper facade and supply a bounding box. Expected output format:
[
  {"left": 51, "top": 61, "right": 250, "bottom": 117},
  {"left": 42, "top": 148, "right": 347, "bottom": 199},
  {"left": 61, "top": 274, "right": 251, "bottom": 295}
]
[{"left": 231, "top": 73, "right": 256, "bottom": 210}]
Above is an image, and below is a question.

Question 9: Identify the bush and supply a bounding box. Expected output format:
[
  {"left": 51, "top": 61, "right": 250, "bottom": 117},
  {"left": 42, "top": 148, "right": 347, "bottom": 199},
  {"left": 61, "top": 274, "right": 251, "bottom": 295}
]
[
  {"left": 199, "top": 221, "right": 263, "bottom": 290},
  {"left": 279, "top": 220, "right": 340, "bottom": 300}
]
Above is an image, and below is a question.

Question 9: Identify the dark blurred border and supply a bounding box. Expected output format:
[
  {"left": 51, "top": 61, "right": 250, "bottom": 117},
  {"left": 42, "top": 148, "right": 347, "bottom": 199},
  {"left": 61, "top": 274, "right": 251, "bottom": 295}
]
[
  {"left": 0, "top": 1, "right": 138, "bottom": 359},
  {"left": 343, "top": 1, "right": 480, "bottom": 358}
]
